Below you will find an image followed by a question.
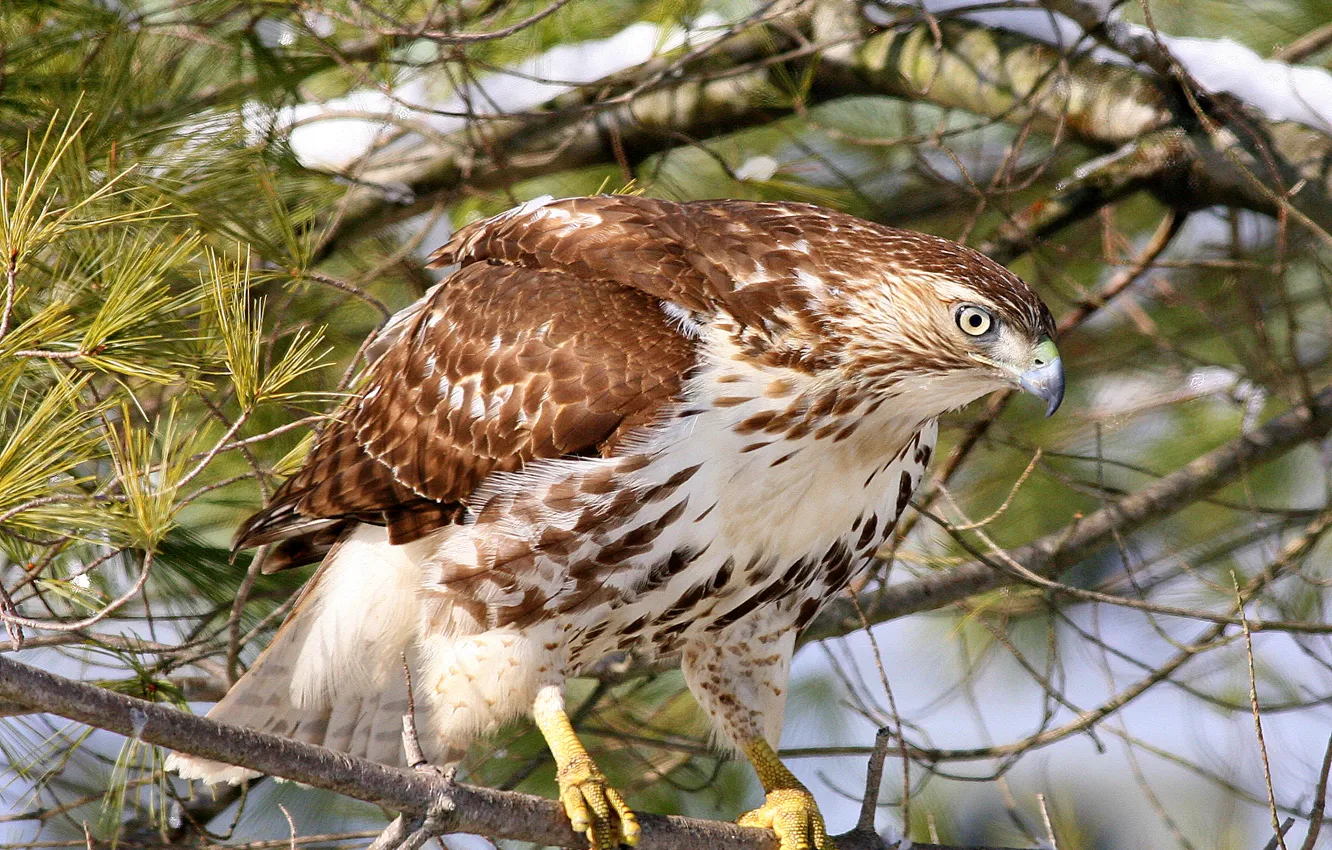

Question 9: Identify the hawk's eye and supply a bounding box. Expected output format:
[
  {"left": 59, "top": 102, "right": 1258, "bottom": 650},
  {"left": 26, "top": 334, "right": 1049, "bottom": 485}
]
[{"left": 956, "top": 305, "right": 994, "bottom": 337}]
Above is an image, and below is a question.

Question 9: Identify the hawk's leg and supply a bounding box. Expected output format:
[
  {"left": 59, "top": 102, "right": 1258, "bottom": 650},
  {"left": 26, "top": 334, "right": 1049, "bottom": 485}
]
[
  {"left": 682, "top": 624, "right": 827, "bottom": 850},
  {"left": 533, "top": 685, "right": 640, "bottom": 849},
  {"left": 736, "top": 737, "right": 829, "bottom": 850}
]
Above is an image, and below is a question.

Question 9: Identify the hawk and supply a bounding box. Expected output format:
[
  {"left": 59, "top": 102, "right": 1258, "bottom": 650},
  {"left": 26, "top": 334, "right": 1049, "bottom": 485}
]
[{"left": 168, "top": 196, "right": 1063, "bottom": 850}]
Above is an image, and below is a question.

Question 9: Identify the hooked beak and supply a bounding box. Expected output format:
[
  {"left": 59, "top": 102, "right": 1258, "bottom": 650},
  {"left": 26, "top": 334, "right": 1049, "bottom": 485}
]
[{"left": 1018, "top": 337, "right": 1065, "bottom": 417}]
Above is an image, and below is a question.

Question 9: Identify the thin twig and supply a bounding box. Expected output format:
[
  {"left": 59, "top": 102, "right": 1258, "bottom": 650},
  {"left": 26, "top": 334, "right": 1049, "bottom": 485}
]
[
  {"left": 1, "top": 551, "right": 156, "bottom": 633},
  {"left": 401, "top": 652, "right": 426, "bottom": 769},
  {"left": 1263, "top": 820, "right": 1297, "bottom": 850},
  {"left": 226, "top": 544, "right": 268, "bottom": 684},
  {"left": 1036, "top": 794, "right": 1058, "bottom": 850},
  {"left": 1299, "top": 735, "right": 1332, "bottom": 850},
  {"left": 849, "top": 593, "right": 911, "bottom": 833},
  {"left": 948, "top": 450, "right": 1041, "bottom": 531},
  {"left": 1238, "top": 578, "right": 1288, "bottom": 850},
  {"left": 856, "top": 727, "right": 894, "bottom": 833},
  {"left": 0, "top": 253, "right": 16, "bottom": 343},
  {"left": 278, "top": 804, "right": 298, "bottom": 850}
]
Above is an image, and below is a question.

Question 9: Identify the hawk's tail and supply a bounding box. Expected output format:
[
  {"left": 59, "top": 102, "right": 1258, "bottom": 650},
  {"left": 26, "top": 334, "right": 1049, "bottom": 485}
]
[{"left": 166, "top": 524, "right": 453, "bottom": 785}]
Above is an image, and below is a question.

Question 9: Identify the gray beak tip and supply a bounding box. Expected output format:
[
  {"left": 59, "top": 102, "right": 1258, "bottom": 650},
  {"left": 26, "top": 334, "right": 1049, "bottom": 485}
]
[
  {"left": 1019, "top": 358, "right": 1065, "bottom": 418},
  {"left": 1044, "top": 393, "right": 1063, "bottom": 418}
]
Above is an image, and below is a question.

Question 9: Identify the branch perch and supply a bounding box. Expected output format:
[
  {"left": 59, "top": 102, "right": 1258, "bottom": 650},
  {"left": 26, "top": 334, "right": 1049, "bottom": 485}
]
[{"left": 0, "top": 653, "right": 1026, "bottom": 850}]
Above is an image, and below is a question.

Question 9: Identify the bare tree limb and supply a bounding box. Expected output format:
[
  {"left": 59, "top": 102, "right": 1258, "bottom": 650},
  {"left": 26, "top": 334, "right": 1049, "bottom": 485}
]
[
  {"left": 313, "top": 5, "right": 1332, "bottom": 260},
  {"left": 806, "top": 384, "right": 1332, "bottom": 642},
  {"left": 1273, "top": 21, "right": 1332, "bottom": 63},
  {"left": 0, "top": 653, "right": 1029, "bottom": 850}
]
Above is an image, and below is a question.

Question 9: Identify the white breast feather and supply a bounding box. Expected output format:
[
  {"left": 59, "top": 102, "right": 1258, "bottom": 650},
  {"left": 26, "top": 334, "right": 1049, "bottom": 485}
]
[{"left": 627, "top": 324, "right": 931, "bottom": 564}]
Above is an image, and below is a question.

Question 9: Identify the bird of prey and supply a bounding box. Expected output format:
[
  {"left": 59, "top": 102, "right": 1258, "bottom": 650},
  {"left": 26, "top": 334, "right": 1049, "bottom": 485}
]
[{"left": 168, "top": 195, "right": 1063, "bottom": 850}]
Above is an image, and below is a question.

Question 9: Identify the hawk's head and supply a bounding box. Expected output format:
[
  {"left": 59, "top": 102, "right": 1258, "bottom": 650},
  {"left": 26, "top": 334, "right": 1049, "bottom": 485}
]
[{"left": 796, "top": 226, "right": 1064, "bottom": 420}]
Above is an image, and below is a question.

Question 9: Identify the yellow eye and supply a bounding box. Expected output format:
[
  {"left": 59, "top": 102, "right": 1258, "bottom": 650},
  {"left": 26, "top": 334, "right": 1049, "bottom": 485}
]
[{"left": 956, "top": 305, "right": 993, "bottom": 336}]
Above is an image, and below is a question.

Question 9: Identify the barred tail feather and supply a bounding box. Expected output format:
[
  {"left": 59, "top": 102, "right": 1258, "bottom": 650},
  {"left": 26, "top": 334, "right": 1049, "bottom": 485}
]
[{"left": 167, "top": 523, "right": 448, "bottom": 784}]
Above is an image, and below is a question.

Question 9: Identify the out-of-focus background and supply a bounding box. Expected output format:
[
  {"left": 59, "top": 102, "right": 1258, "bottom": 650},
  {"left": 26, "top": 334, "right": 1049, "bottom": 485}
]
[{"left": 2, "top": 1, "right": 1332, "bottom": 848}]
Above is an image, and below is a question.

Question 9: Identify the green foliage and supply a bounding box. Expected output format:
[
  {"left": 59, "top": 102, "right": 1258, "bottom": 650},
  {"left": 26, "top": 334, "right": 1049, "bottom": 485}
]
[{"left": 0, "top": 7, "right": 404, "bottom": 836}]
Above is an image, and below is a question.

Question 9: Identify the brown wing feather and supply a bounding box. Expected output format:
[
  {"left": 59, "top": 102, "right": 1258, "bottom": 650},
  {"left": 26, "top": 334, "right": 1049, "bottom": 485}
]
[
  {"left": 245, "top": 194, "right": 1041, "bottom": 570},
  {"left": 349, "top": 261, "right": 694, "bottom": 504},
  {"left": 435, "top": 195, "right": 1053, "bottom": 338},
  {"left": 433, "top": 196, "right": 888, "bottom": 330},
  {"left": 238, "top": 262, "right": 696, "bottom": 568},
  {"left": 435, "top": 196, "right": 792, "bottom": 325}
]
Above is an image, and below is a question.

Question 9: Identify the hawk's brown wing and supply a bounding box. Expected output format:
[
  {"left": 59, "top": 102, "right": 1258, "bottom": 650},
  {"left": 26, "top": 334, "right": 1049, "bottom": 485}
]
[
  {"left": 240, "top": 194, "right": 904, "bottom": 571},
  {"left": 237, "top": 260, "right": 696, "bottom": 570}
]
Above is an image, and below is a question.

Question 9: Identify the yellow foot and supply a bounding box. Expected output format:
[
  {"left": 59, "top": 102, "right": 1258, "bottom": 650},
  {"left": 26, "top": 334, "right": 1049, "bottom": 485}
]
[
  {"left": 738, "top": 787, "right": 830, "bottom": 850},
  {"left": 556, "top": 751, "right": 640, "bottom": 849}
]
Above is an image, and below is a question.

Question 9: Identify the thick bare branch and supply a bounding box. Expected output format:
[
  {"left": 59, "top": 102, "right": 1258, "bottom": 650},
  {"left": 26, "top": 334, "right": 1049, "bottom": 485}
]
[
  {"left": 316, "top": 6, "right": 1332, "bottom": 260},
  {"left": 0, "top": 654, "right": 1029, "bottom": 850}
]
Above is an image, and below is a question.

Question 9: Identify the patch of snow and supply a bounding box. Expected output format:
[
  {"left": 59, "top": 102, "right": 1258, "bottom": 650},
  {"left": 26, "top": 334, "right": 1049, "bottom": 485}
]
[
  {"left": 282, "top": 14, "right": 725, "bottom": 171},
  {"left": 1185, "top": 365, "right": 1242, "bottom": 397},
  {"left": 735, "top": 155, "right": 780, "bottom": 181},
  {"left": 876, "top": 818, "right": 905, "bottom": 847},
  {"left": 301, "top": 10, "right": 333, "bottom": 39},
  {"left": 254, "top": 18, "right": 297, "bottom": 49},
  {"left": 1167, "top": 36, "right": 1332, "bottom": 132},
  {"left": 913, "top": 1, "right": 1332, "bottom": 133}
]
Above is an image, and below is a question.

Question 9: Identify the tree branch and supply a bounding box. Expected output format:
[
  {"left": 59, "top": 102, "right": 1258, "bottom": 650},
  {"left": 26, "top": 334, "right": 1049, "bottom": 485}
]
[
  {"left": 806, "top": 384, "right": 1332, "bottom": 643},
  {"left": 983, "top": 129, "right": 1188, "bottom": 264},
  {"left": 832, "top": 13, "right": 1332, "bottom": 235},
  {"left": 312, "top": 4, "right": 822, "bottom": 259},
  {"left": 313, "top": 4, "right": 1332, "bottom": 262},
  {"left": 0, "top": 654, "right": 1028, "bottom": 850},
  {"left": 1273, "top": 21, "right": 1332, "bottom": 62}
]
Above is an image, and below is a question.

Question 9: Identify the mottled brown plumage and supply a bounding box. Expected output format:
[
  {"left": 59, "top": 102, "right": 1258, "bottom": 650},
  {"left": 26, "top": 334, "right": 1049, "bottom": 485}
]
[
  {"left": 240, "top": 196, "right": 1053, "bottom": 570},
  {"left": 239, "top": 248, "right": 698, "bottom": 567}
]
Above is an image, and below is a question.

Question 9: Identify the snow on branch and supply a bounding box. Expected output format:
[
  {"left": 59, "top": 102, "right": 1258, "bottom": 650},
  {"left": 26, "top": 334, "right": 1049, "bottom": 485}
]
[{"left": 316, "top": 0, "right": 1332, "bottom": 259}]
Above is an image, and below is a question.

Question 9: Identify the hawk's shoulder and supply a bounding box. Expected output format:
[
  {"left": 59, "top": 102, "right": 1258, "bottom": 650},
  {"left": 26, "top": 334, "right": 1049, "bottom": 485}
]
[{"left": 434, "top": 195, "right": 873, "bottom": 327}]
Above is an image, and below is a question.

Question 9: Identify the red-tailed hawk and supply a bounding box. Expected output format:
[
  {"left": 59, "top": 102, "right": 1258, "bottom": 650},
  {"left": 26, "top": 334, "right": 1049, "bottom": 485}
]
[{"left": 168, "top": 196, "right": 1063, "bottom": 850}]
